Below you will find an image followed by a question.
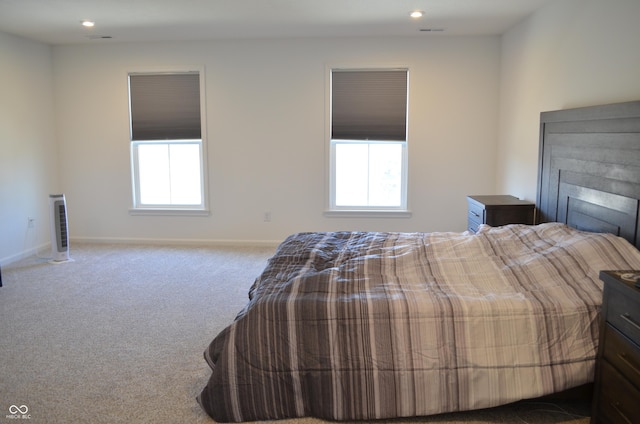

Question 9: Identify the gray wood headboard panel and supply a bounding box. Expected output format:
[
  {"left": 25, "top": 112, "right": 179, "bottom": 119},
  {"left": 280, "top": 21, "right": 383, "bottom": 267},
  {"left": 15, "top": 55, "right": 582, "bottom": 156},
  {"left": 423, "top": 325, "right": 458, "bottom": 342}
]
[{"left": 536, "top": 100, "right": 640, "bottom": 249}]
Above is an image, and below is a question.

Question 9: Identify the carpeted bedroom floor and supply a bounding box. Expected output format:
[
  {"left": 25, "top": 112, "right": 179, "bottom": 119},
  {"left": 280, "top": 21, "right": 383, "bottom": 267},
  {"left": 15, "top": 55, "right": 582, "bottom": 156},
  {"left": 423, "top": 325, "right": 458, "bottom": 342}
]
[{"left": 0, "top": 243, "right": 591, "bottom": 423}]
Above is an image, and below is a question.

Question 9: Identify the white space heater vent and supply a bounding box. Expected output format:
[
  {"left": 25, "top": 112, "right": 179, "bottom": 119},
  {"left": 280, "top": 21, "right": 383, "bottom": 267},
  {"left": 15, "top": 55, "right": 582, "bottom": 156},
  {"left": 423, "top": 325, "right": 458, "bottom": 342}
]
[{"left": 49, "top": 194, "right": 70, "bottom": 262}]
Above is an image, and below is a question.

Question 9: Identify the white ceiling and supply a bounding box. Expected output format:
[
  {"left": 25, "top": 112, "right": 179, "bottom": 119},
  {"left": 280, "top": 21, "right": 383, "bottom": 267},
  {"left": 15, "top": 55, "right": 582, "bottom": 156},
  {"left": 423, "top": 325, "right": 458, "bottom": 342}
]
[{"left": 0, "top": 0, "right": 555, "bottom": 45}]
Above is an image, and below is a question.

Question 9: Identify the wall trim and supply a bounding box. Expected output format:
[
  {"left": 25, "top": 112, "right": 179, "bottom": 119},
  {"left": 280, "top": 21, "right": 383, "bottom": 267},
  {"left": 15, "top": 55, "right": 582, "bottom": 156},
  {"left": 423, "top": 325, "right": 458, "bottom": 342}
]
[
  {"left": 70, "top": 236, "right": 282, "bottom": 248},
  {"left": 1, "top": 242, "right": 51, "bottom": 267},
  {"left": 1, "top": 238, "right": 281, "bottom": 267}
]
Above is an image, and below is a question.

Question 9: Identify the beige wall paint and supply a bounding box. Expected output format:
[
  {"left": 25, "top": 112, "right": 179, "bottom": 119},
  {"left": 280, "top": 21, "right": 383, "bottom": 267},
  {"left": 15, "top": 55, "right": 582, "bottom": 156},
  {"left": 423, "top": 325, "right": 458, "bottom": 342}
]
[
  {"left": 52, "top": 36, "right": 500, "bottom": 244},
  {"left": 0, "top": 32, "right": 57, "bottom": 263},
  {"left": 6, "top": 0, "right": 639, "bottom": 261},
  {"left": 497, "top": 0, "right": 640, "bottom": 203}
]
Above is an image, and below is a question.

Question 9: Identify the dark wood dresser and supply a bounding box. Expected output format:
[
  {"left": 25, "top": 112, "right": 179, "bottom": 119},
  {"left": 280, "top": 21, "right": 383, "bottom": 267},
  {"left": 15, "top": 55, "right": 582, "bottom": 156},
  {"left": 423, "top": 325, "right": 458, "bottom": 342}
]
[
  {"left": 592, "top": 271, "right": 640, "bottom": 423},
  {"left": 466, "top": 195, "right": 535, "bottom": 233}
]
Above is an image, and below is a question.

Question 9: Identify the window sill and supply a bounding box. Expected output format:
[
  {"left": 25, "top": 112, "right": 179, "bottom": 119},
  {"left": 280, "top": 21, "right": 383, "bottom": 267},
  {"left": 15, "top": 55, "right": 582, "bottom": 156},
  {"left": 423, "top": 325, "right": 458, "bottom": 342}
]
[
  {"left": 129, "top": 208, "right": 210, "bottom": 217},
  {"left": 323, "top": 210, "right": 412, "bottom": 219}
]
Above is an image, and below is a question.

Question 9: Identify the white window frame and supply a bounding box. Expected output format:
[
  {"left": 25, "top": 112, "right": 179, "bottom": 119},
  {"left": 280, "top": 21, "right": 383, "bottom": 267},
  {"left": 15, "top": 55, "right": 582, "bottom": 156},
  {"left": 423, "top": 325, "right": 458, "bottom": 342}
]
[
  {"left": 326, "top": 67, "right": 410, "bottom": 217},
  {"left": 128, "top": 68, "right": 209, "bottom": 215}
]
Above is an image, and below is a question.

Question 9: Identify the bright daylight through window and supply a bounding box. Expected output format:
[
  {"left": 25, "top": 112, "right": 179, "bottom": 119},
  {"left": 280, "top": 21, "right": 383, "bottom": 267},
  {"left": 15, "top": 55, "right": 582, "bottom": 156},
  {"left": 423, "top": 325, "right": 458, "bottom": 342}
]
[
  {"left": 128, "top": 71, "right": 205, "bottom": 211},
  {"left": 330, "top": 69, "right": 408, "bottom": 211}
]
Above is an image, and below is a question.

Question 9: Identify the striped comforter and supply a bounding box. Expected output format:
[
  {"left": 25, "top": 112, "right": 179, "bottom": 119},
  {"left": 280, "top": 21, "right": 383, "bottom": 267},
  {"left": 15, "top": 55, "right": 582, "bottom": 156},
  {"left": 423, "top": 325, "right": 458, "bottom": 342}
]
[{"left": 199, "top": 223, "right": 640, "bottom": 422}]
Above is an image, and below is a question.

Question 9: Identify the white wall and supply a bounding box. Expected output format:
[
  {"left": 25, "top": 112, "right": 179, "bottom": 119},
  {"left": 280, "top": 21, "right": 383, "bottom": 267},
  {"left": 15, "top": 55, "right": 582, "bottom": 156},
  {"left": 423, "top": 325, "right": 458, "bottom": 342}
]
[
  {"left": 0, "top": 32, "right": 58, "bottom": 264},
  {"left": 497, "top": 0, "right": 640, "bottom": 203},
  {"left": 53, "top": 36, "right": 500, "bottom": 244},
  {"left": 4, "top": 0, "right": 639, "bottom": 263}
]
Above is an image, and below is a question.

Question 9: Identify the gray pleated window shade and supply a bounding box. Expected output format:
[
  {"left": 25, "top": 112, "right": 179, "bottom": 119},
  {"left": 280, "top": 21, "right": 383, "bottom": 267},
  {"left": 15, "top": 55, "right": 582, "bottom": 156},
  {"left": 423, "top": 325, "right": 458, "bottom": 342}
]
[
  {"left": 331, "top": 70, "right": 407, "bottom": 141},
  {"left": 129, "top": 73, "right": 201, "bottom": 140}
]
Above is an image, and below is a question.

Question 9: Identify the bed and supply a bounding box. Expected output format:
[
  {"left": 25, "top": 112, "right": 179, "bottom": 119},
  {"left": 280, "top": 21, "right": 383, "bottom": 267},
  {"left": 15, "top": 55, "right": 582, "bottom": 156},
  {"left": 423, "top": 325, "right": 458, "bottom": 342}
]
[{"left": 198, "top": 100, "right": 640, "bottom": 422}]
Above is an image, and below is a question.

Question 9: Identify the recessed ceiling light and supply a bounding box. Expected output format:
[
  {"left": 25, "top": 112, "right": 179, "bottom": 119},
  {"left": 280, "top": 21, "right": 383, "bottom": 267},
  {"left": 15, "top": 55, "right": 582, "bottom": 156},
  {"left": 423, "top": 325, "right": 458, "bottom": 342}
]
[
  {"left": 81, "top": 20, "right": 95, "bottom": 28},
  {"left": 409, "top": 11, "right": 424, "bottom": 19}
]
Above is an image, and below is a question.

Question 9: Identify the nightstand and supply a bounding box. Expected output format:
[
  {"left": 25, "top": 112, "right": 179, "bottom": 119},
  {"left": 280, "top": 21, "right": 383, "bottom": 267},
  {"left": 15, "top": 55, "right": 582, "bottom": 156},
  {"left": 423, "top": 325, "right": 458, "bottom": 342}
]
[
  {"left": 591, "top": 271, "right": 640, "bottom": 423},
  {"left": 466, "top": 195, "right": 535, "bottom": 233}
]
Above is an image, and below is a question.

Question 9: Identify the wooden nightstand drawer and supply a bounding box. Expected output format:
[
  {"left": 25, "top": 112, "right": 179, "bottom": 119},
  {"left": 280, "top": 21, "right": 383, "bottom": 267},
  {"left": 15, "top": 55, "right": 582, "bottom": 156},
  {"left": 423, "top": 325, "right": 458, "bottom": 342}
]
[
  {"left": 467, "top": 207, "right": 483, "bottom": 233},
  {"left": 467, "top": 219, "right": 480, "bottom": 233},
  {"left": 468, "top": 202, "right": 484, "bottom": 223},
  {"left": 602, "top": 324, "right": 640, "bottom": 389},
  {"left": 605, "top": 285, "right": 640, "bottom": 347},
  {"left": 598, "top": 360, "right": 640, "bottom": 424},
  {"left": 593, "top": 271, "right": 640, "bottom": 423}
]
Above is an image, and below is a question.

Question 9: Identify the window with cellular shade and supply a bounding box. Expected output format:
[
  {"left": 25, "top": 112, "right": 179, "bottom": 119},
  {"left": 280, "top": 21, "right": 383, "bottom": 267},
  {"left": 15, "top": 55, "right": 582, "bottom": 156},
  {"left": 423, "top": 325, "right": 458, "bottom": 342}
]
[
  {"left": 331, "top": 69, "right": 407, "bottom": 141},
  {"left": 129, "top": 73, "right": 201, "bottom": 140}
]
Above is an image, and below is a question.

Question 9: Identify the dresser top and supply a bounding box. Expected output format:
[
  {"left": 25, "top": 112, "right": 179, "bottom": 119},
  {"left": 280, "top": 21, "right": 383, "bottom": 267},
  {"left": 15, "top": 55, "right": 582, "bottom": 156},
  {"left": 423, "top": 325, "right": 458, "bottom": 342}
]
[
  {"left": 467, "top": 195, "right": 534, "bottom": 206},
  {"left": 600, "top": 270, "right": 640, "bottom": 293}
]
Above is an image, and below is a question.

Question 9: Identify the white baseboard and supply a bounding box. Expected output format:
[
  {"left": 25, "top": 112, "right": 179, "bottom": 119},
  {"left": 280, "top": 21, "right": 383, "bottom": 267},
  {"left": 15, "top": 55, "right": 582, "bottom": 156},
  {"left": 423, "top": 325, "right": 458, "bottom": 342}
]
[
  {"left": 1, "top": 242, "right": 51, "bottom": 266},
  {"left": 69, "top": 236, "right": 282, "bottom": 248},
  {"left": 1, "top": 238, "right": 282, "bottom": 266}
]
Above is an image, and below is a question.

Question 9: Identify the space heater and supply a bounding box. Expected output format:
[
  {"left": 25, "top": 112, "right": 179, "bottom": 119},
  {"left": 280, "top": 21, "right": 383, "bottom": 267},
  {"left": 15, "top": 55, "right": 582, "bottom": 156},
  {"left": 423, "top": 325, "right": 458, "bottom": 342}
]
[{"left": 49, "top": 194, "right": 70, "bottom": 262}]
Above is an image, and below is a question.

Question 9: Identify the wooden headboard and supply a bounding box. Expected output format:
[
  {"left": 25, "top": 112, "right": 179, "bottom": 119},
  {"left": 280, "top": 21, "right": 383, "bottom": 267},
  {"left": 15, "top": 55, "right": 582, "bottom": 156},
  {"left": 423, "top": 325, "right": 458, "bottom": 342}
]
[{"left": 537, "top": 100, "right": 640, "bottom": 249}]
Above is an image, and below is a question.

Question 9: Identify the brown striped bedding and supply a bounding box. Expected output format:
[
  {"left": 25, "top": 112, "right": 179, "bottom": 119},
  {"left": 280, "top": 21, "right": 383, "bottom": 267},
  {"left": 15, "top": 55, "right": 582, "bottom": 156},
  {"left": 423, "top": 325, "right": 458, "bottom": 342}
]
[{"left": 198, "top": 223, "right": 640, "bottom": 422}]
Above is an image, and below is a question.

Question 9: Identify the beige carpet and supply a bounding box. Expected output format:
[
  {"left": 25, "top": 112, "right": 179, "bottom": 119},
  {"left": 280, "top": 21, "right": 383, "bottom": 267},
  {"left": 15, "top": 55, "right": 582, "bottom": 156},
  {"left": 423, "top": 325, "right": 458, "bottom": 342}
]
[{"left": 0, "top": 243, "right": 591, "bottom": 423}]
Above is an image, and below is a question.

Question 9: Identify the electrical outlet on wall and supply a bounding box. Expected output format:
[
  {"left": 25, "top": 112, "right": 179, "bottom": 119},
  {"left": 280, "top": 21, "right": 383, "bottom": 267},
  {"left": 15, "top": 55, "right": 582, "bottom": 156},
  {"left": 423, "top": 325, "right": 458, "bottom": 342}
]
[
  {"left": 263, "top": 211, "right": 272, "bottom": 222},
  {"left": 27, "top": 217, "right": 36, "bottom": 229}
]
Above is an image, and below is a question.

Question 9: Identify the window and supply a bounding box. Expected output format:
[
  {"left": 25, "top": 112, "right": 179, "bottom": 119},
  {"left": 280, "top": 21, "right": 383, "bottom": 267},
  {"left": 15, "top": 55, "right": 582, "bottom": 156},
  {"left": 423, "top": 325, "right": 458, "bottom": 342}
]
[
  {"left": 329, "top": 69, "right": 408, "bottom": 212},
  {"left": 128, "top": 71, "right": 206, "bottom": 212}
]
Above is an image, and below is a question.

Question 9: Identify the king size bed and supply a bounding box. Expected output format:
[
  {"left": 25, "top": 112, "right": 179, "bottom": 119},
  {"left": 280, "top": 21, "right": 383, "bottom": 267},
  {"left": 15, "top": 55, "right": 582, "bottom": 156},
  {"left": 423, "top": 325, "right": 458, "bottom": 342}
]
[{"left": 199, "top": 100, "right": 640, "bottom": 422}]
